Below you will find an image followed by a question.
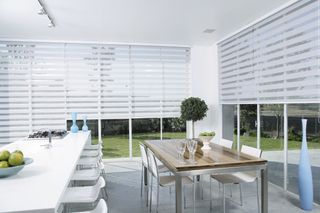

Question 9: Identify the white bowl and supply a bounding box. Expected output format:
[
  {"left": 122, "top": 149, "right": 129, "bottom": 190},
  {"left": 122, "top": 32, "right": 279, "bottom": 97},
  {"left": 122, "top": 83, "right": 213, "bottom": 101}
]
[{"left": 0, "top": 157, "right": 33, "bottom": 178}]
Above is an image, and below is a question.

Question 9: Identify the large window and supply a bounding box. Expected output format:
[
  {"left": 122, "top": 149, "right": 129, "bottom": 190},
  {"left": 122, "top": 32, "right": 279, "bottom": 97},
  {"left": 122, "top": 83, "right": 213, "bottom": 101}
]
[
  {"left": 0, "top": 41, "right": 190, "bottom": 144},
  {"left": 218, "top": 0, "right": 320, "bottom": 203}
]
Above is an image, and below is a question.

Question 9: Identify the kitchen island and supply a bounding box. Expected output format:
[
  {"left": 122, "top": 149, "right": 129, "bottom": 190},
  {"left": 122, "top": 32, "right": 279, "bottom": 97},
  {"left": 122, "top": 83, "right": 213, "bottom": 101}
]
[{"left": 0, "top": 131, "right": 91, "bottom": 213}]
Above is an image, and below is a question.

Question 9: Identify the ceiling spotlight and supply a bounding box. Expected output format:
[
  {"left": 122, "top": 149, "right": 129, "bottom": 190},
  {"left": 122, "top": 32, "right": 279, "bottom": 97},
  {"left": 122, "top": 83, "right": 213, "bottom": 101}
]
[
  {"left": 48, "top": 22, "right": 55, "bottom": 28},
  {"left": 37, "top": 8, "right": 46, "bottom": 15},
  {"left": 203, "top": 29, "right": 216, "bottom": 34}
]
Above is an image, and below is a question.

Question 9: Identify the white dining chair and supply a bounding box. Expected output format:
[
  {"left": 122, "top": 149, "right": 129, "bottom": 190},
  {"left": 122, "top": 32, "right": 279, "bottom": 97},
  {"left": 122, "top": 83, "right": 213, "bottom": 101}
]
[
  {"left": 219, "top": 138, "right": 233, "bottom": 149},
  {"left": 81, "top": 150, "right": 100, "bottom": 158},
  {"left": 62, "top": 176, "right": 106, "bottom": 212},
  {"left": 71, "top": 199, "right": 108, "bottom": 213},
  {"left": 77, "top": 156, "right": 100, "bottom": 169},
  {"left": 71, "top": 167, "right": 101, "bottom": 182},
  {"left": 200, "top": 139, "right": 234, "bottom": 199},
  {"left": 210, "top": 145, "right": 262, "bottom": 213},
  {"left": 147, "top": 148, "right": 194, "bottom": 213},
  {"left": 84, "top": 143, "right": 103, "bottom": 151},
  {"left": 139, "top": 143, "right": 170, "bottom": 207}
]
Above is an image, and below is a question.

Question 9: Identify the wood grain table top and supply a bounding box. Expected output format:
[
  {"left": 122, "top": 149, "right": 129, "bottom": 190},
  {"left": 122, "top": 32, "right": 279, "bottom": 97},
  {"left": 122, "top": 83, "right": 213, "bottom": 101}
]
[{"left": 144, "top": 139, "right": 267, "bottom": 172}]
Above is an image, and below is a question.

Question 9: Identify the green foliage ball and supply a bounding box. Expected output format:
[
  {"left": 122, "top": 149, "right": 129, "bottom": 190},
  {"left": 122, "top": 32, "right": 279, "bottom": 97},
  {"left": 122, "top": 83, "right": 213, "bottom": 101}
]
[{"left": 180, "top": 97, "right": 208, "bottom": 122}]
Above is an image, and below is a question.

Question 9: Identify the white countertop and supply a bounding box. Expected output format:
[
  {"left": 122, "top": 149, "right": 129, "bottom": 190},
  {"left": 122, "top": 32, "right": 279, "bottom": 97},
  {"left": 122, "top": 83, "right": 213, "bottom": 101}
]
[{"left": 0, "top": 131, "right": 91, "bottom": 213}]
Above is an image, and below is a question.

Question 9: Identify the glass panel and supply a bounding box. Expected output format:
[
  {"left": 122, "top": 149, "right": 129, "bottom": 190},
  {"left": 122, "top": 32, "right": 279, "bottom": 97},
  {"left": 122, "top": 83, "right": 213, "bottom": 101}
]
[
  {"left": 240, "top": 104, "right": 257, "bottom": 148},
  {"left": 100, "top": 119, "right": 129, "bottom": 158},
  {"left": 132, "top": 118, "right": 160, "bottom": 157},
  {"left": 260, "top": 104, "right": 284, "bottom": 188},
  {"left": 288, "top": 104, "right": 320, "bottom": 204},
  {"left": 162, "top": 118, "right": 186, "bottom": 139},
  {"left": 221, "top": 105, "right": 237, "bottom": 148}
]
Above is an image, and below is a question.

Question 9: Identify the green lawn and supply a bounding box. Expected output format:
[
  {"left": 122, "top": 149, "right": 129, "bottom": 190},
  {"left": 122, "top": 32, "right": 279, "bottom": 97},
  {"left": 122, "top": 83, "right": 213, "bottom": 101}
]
[
  {"left": 92, "top": 132, "right": 320, "bottom": 158},
  {"left": 235, "top": 135, "right": 320, "bottom": 151},
  {"left": 92, "top": 132, "right": 186, "bottom": 158}
]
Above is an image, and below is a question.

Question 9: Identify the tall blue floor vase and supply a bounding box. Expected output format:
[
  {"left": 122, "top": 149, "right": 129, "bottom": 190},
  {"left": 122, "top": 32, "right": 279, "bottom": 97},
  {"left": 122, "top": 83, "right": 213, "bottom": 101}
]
[
  {"left": 298, "top": 119, "right": 313, "bottom": 211},
  {"left": 70, "top": 112, "right": 79, "bottom": 133}
]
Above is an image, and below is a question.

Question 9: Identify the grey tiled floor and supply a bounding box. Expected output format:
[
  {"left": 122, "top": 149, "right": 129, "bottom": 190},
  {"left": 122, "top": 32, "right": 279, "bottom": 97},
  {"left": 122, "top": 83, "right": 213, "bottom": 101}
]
[{"left": 104, "top": 159, "right": 320, "bottom": 213}]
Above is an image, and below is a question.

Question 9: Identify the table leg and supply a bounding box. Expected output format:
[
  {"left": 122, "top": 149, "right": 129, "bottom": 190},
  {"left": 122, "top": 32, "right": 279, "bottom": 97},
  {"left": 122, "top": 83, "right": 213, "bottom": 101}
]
[
  {"left": 261, "top": 165, "right": 268, "bottom": 213},
  {"left": 144, "top": 166, "right": 148, "bottom": 186},
  {"left": 175, "top": 175, "right": 183, "bottom": 213}
]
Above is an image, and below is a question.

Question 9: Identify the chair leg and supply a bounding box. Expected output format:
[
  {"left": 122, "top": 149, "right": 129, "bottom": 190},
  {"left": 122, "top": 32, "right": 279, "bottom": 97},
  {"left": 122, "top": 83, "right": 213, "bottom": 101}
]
[
  {"left": 256, "top": 179, "right": 260, "bottom": 213},
  {"left": 141, "top": 164, "right": 143, "bottom": 197},
  {"left": 210, "top": 177, "right": 212, "bottom": 210},
  {"left": 222, "top": 185, "right": 226, "bottom": 213},
  {"left": 239, "top": 183, "right": 243, "bottom": 206},
  {"left": 156, "top": 183, "right": 159, "bottom": 213},
  {"left": 230, "top": 185, "right": 232, "bottom": 197},
  {"left": 149, "top": 176, "right": 153, "bottom": 212},
  {"left": 146, "top": 171, "right": 149, "bottom": 207},
  {"left": 193, "top": 176, "right": 196, "bottom": 213},
  {"left": 201, "top": 175, "right": 204, "bottom": 200},
  {"left": 184, "top": 185, "right": 186, "bottom": 209}
]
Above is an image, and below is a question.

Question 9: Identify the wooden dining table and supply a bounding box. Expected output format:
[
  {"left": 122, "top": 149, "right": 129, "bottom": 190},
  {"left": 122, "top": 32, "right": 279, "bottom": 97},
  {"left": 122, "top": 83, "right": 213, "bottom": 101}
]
[{"left": 144, "top": 139, "right": 268, "bottom": 213}]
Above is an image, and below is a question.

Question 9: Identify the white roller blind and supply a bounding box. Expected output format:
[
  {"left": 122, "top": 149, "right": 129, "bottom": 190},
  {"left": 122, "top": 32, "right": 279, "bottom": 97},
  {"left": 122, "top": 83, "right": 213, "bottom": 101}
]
[
  {"left": 219, "top": 0, "right": 320, "bottom": 104},
  {"left": 100, "top": 45, "right": 130, "bottom": 119},
  {"left": 31, "top": 42, "right": 66, "bottom": 131},
  {"left": 0, "top": 41, "right": 190, "bottom": 143},
  {"left": 162, "top": 47, "right": 190, "bottom": 118},
  {"left": 0, "top": 43, "right": 30, "bottom": 143},
  {"left": 131, "top": 46, "right": 162, "bottom": 118},
  {"left": 65, "top": 44, "right": 100, "bottom": 119}
]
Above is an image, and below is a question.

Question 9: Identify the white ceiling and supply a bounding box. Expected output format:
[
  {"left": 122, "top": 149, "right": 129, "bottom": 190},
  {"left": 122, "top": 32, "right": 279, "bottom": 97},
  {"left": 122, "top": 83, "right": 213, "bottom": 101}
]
[{"left": 0, "top": 0, "right": 292, "bottom": 46}]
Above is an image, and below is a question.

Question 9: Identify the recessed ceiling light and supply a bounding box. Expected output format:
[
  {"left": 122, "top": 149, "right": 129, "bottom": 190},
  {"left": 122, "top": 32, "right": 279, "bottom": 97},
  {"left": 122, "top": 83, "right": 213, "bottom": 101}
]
[{"left": 203, "top": 29, "right": 216, "bottom": 34}]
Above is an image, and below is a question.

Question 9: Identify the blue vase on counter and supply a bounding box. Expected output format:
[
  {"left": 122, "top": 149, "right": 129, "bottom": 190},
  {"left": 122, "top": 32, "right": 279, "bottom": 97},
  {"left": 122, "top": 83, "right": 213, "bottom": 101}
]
[
  {"left": 298, "top": 119, "right": 313, "bottom": 211},
  {"left": 82, "top": 115, "right": 88, "bottom": 132},
  {"left": 70, "top": 112, "right": 79, "bottom": 133}
]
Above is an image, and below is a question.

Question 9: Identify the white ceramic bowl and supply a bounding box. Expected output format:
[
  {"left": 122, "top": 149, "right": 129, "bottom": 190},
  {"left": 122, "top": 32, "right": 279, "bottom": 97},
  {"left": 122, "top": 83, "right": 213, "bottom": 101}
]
[{"left": 0, "top": 157, "right": 33, "bottom": 178}]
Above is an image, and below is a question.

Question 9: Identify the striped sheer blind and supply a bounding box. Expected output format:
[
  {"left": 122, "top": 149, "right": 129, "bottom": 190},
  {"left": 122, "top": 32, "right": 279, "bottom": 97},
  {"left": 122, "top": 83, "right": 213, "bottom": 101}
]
[
  {"left": 218, "top": 0, "right": 320, "bottom": 104},
  {"left": 0, "top": 41, "right": 190, "bottom": 143}
]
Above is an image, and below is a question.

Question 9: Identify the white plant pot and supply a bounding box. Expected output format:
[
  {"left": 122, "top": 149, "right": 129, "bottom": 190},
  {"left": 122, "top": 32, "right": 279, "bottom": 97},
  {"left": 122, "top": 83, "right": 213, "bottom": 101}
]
[{"left": 199, "top": 136, "right": 214, "bottom": 150}]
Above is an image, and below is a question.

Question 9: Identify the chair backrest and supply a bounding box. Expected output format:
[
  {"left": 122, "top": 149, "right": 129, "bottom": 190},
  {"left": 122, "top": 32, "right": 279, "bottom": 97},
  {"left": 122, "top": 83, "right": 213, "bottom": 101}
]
[
  {"left": 219, "top": 138, "right": 233, "bottom": 149},
  {"left": 92, "top": 199, "right": 108, "bottom": 213},
  {"left": 146, "top": 149, "right": 158, "bottom": 178},
  {"left": 139, "top": 143, "right": 148, "bottom": 167},
  {"left": 241, "top": 145, "right": 262, "bottom": 158}
]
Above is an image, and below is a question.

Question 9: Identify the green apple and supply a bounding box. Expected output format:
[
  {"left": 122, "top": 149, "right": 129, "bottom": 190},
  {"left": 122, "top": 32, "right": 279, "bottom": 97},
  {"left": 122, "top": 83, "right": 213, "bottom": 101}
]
[
  {"left": 13, "top": 150, "right": 24, "bottom": 157},
  {"left": 8, "top": 153, "right": 24, "bottom": 166},
  {"left": 0, "top": 161, "right": 9, "bottom": 168},
  {"left": 0, "top": 150, "right": 10, "bottom": 161}
]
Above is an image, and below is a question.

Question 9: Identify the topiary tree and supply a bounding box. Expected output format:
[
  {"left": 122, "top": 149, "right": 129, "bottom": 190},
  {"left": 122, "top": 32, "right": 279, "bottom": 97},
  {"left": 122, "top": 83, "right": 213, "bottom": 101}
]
[{"left": 180, "top": 97, "right": 208, "bottom": 138}]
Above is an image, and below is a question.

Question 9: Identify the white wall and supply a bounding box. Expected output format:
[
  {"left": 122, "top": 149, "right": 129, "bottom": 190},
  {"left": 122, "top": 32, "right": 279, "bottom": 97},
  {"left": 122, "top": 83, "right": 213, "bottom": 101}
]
[{"left": 190, "top": 45, "right": 221, "bottom": 143}]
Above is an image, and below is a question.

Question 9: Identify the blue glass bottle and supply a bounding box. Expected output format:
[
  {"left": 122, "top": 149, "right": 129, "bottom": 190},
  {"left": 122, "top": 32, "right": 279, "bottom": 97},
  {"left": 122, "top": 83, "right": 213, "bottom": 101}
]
[
  {"left": 82, "top": 115, "right": 88, "bottom": 132},
  {"left": 70, "top": 112, "right": 79, "bottom": 133},
  {"left": 298, "top": 119, "right": 313, "bottom": 211}
]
